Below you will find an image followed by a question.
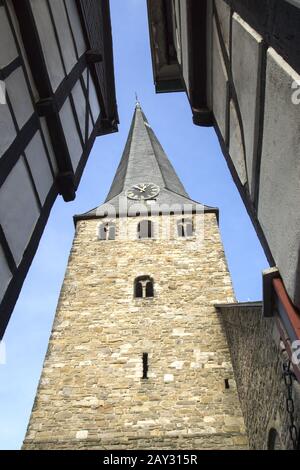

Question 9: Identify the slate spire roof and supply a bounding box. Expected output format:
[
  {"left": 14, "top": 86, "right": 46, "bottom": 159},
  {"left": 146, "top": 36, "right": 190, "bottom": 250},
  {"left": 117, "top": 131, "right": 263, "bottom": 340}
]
[{"left": 75, "top": 103, "right": 217, "bottom": 220}]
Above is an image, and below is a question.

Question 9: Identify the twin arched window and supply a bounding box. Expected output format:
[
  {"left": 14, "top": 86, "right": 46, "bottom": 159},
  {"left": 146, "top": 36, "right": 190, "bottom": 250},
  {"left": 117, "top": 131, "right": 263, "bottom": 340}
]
[
  {"left": 99, "top": 222, "right": 115, "bottom": 240},
  {"left": 134, "top": 276, "right": 154, "bottom": 298},
  {"left": 177, "top": 218, "right": 193, "bottom": 237},
  {"left": 137, "top": 220, "right": 154, "bottom": 239}
]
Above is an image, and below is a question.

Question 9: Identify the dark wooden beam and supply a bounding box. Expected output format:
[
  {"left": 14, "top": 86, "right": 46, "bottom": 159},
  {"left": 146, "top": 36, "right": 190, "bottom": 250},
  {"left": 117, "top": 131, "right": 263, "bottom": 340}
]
[
  {"left": 0, "top": 225, "right": 17, "bottom": 275},
  {"left": 188, "top": 0, "right": 213, "bottom": 127},
  {"left": 0, "top": 57, "right": 22, "bottom": 81},
  {"left": 0, "top": 114, "right": 39, "bottom": 189}
]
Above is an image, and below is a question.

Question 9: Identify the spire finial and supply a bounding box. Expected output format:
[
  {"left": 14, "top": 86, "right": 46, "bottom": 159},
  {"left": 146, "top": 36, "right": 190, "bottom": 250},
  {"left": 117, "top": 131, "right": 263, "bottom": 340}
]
[{"left": 135, "top": 92, "right": 140, "bottom": 108}]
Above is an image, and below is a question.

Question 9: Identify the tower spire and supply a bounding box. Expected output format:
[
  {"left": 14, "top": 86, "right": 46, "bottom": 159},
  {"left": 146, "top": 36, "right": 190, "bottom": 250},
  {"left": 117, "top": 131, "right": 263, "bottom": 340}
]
[
  {"left": 135, "top": 92, "right": 140, "bottom": 108},
  {"left": 75, "top": 104, "right": 218, "bottom": 220},
  {"left": 106, "top": 103, "right": 189, "bottom": 200}
]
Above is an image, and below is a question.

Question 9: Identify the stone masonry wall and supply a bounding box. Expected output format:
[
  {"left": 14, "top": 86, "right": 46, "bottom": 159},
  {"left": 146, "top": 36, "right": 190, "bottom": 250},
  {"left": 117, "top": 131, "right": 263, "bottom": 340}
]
[
  {"left": 221, "top": 305, "right": 300, "bottom": 449},
  {"left": 23, "top": 213, "right": 248, "bottom": 449}
]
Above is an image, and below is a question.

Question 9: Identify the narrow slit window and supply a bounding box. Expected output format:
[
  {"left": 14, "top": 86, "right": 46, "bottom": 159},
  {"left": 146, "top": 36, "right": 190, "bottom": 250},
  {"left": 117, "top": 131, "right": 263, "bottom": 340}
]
[{"left": 142, "top": 353, "right": 148, "bottom": 379}]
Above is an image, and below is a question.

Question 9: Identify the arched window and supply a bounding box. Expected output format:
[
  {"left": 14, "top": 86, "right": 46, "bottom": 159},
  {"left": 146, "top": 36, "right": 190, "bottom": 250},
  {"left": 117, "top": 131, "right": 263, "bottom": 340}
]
[
  {"left": 146, "top": 280, "right": 154, "bottom": 298},
  {"left": 267, "top": 428, "right": 282, "bottom": 450},
  {"left": 99, "top": 222, "right": 115, "bottom": 240},
  {"left": 134, "top": 276, "right": 154, "bottom": 298},
  {"left": 137, "top": 220, "right": 154, "bottom": 239},
  {"left": 177, "top": 218, "right": 193, "bottom": 237}
]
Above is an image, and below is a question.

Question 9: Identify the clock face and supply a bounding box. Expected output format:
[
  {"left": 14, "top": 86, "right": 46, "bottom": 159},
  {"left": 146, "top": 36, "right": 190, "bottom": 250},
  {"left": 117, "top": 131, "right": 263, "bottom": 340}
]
[{"left": 126, "top": 183, "right": 160, "bottom": 200}]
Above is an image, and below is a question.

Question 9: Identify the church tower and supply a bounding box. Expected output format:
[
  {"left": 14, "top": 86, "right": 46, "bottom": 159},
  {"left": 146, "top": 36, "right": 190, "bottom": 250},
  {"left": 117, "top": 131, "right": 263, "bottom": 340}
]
[{"left": 23, "top": 104, "right": 248, "bottom": 450}]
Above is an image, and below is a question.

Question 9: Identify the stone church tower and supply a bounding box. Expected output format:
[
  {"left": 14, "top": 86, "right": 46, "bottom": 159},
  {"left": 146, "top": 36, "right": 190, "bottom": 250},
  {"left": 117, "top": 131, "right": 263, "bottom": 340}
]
[{"left": 23, "top": 103, "right": 248, "bottom": 450}]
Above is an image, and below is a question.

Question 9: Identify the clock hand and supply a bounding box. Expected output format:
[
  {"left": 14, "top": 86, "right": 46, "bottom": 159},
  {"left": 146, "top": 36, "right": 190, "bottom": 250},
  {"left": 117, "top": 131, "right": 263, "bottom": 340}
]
[{"left": 133, "top": 185, "right": 146, "bottom": 192}]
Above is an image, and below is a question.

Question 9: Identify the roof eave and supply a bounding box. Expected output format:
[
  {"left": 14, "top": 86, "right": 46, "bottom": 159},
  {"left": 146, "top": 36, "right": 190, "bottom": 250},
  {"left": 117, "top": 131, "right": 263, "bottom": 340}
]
[{"left": 73, "top": 206, "right": 219, "bottom": 226}]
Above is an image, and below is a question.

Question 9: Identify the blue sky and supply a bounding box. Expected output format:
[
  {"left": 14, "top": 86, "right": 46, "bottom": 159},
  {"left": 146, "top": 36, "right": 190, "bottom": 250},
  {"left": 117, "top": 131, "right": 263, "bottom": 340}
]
[{"left": 0, "top": 0, "right": 268, "bottom": 450}]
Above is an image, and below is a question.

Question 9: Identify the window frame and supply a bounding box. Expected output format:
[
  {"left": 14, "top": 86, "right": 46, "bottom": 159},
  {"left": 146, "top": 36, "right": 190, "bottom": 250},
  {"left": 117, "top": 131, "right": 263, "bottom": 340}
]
[
  {"left": 98, "top": 221, "right": 115, "bottom": 240},
  {"left": 137, "top": 220, "right": 154, "bottom": 239},
  {"left": 134, "top": 275, "right": 154, "bottom": 299},
  {"left": 177, "top": 218, "right": 193, "bottom": 237}
]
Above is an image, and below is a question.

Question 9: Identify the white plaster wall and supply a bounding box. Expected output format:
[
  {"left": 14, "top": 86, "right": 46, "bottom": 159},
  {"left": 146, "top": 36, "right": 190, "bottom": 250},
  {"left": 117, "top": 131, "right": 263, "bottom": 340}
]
[
  {"left": 49, "top": 0, "right": 77, "bottom": 74},
  {"left": 59, "top": 98, "right": 82, "bottom": 172},
  {"left": 88, "top": 75, "right": 101, "bottom": 124},
  {"left": 258, "top": 48, "right": 300, "bottom": 307},
  {"left": 231, "top": 14, "right": 263, "bottom": 195},
  {"left": 6, "top": 68, "right": 34, "bottom": 129},
  {"left": 229, "top": 100, "right": 247, "bottom": 185},
  {"left": 25, "top": 131, "right": 54, "bottom": 205},
  {"left": 30, "top": 0, "right": 65, "bottom": 91},
  {"left": 214, "top": 0, "right": 231, "bottom": 54},
  {"left": 88, "top": 113, "right": 93, "bottom": 138},
  {"left": 71, "top": 79, "right": 87, "bottom": 139},
  {"left": 0, "top": 102, "right": 17, "bottom": 158},
  {"left": 0, "top": 6, "right": 18, "bottom": 68},
  {"left": 40, "top": 117, "right": 58, "bottom": 175},
  {"left": 64, "top": 0, "right": 87, "bottom": 57},
  {"left": 0, "top": 157, "right": 40, "bottom": 266}
]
